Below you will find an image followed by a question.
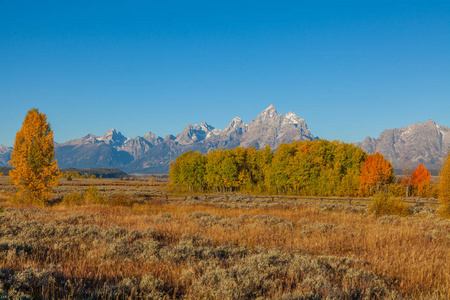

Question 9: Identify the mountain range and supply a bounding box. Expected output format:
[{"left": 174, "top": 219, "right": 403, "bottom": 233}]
[
  {"left": 0, "top": 105, "right": 448, "bottom": 173},
  {"left": 355, "top": 119, "right": 450, "bottom": 170}
]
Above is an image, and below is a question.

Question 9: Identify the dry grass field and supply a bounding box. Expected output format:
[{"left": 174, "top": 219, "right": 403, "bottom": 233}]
[{"left": 0, "top": 177, "right": 449, "bottom": 299}]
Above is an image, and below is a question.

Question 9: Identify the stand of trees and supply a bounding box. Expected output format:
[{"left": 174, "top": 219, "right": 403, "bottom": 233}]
[{"left": 170, "top": 140, "right": 397, "bottom": 196}]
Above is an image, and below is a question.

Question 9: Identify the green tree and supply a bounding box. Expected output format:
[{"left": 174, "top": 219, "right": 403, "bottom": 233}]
[{"left": 9, "top": 108, "right": 59, "bottom": 204}]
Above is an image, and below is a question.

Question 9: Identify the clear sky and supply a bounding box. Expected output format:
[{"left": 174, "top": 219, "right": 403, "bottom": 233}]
[{"left": 1, "top": 1, "right": 449, "bottom": 147}]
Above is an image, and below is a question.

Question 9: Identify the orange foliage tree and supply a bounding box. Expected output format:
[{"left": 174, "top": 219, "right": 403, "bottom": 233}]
[
  {"left": 9, "top": 108, "right": 59, "bottom": 204},
  {"left": 359, "top": 152, "right": 394, "bottom": 195},
  {"left": 401, "top": 163, "right": 431, "bottom": 197}
]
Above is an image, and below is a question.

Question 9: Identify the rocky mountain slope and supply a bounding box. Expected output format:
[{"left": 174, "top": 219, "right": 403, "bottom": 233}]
[{"left": 356, "top": 120, "right": 450, "bottom": 169}]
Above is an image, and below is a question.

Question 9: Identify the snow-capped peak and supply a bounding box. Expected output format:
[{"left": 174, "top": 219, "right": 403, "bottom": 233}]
[
  {"left": 257, "top": 104, "right": 278, "bottom": 122},
  {"left": 284, "top": 112, "right": 302, "bottom": 125}
]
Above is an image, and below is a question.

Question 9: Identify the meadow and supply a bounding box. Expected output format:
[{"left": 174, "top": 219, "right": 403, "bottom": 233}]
[{"left": 0, "top": 177, "right": 449, "bottom": 299}]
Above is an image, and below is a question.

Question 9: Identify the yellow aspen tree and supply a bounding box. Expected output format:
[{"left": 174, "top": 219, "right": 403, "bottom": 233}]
[
  {"left": 438, "top": 152, "right": 450, "bottom": 217},
  {"left": 9, "top": 108, "right": 59, "bottom": 205}
]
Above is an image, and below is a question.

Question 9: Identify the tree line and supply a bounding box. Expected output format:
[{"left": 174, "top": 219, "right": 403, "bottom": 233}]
[
  {"left": 60, "top": 168, "right": 127, "bottom": 179},
  {"left": 170, "top": 139, "right": 413, "bottom": 196}
]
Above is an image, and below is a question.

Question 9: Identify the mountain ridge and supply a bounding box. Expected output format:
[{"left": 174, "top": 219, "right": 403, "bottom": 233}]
[{"left": 1, "top": 107, "right": 448, "bottom": 173}]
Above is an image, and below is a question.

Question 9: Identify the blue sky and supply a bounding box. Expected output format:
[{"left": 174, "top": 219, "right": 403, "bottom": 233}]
[{"left": 1, "top": 1, "right": 449, "bottom": 146}]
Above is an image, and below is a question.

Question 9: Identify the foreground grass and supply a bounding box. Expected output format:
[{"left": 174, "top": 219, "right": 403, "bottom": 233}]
[{"left": 0, "top": 194, "right": 449, "bottom": 299}]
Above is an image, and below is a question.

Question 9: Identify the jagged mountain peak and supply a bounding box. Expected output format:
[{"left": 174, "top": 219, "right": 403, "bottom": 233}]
[
  {"left": 265, "top": 104, "right": 276, "bottom": 112},
  {"left": 105, "top": 128, "right": 117, "bottom": 134},
  {"left": 225, "top": 117, "right": 245, "bottom": 129},
  {"left": 194, "top": 121, "right": 215, "bottom": 132},
  {"left": 81, "top": 134, "right": 99, "bottom": 143},
  {"left": 100, "top": 128, "right": 118, "bottom": 138},
  {"left": 98, "top": 128, "right": 126, "bottom": 146},
  {"left": 223, "top": 117, "right": 247, "bottom": 136},
  {"left": 142, "top": 131, "right": 163, "bottom": 145},
  {"left": 257, "top": 104, "right": 279, "bottom": 122},
  {"left": 175, "top": 121, "right": 224, "bottom": 145},
  {"left": 176, "top": 123, "right": 206, "bottom": 145},
  {"left": 143, "top": 131, "right": 157, "bottom": 139}
]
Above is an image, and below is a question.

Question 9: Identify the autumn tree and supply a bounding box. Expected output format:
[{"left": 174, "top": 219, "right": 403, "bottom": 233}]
[
  {"left": 438, "top": 152, "right": 450, "bottom": 217},
  {"left": 170, "top": 151, "right": 207, "bottom": 191},
  {"left": 359, "top": 152, "right": 394, "bottom": 196},
  {"left": 9, "top": 108, "right": 59, "bottom": 204},
  {"left": 266, "top": 140, "right": 366, "bottom": 196},
  {"left": 266, "top": 142, "right": 296, "bottom": 194},
  {"left": 401, "top": 163, "right": 431, "bottom": 197},
  {"left": 206, "top": 149, "right": 239, "bottom": 192}
]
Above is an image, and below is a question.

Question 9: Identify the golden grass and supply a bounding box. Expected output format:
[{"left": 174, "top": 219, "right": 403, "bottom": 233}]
[{"left": 0, "top": 188, "right": 449, "bottom": 298}]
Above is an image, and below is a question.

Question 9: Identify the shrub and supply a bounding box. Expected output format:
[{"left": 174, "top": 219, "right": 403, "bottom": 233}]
[
  {"left": 388, "top": 183, "right": 405, "bottom": 197},
  {"left": 369, "top": 192, "right": 409, "bottom": 217},
  {"left": 62, "top": 192, "right": 85, "bottom": 206},
  {"left": 85, "top": 186, "right": 106, "bottom": 205},
  {"left": 108, "top": 192, "right": 133, "bottom": 207}
]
